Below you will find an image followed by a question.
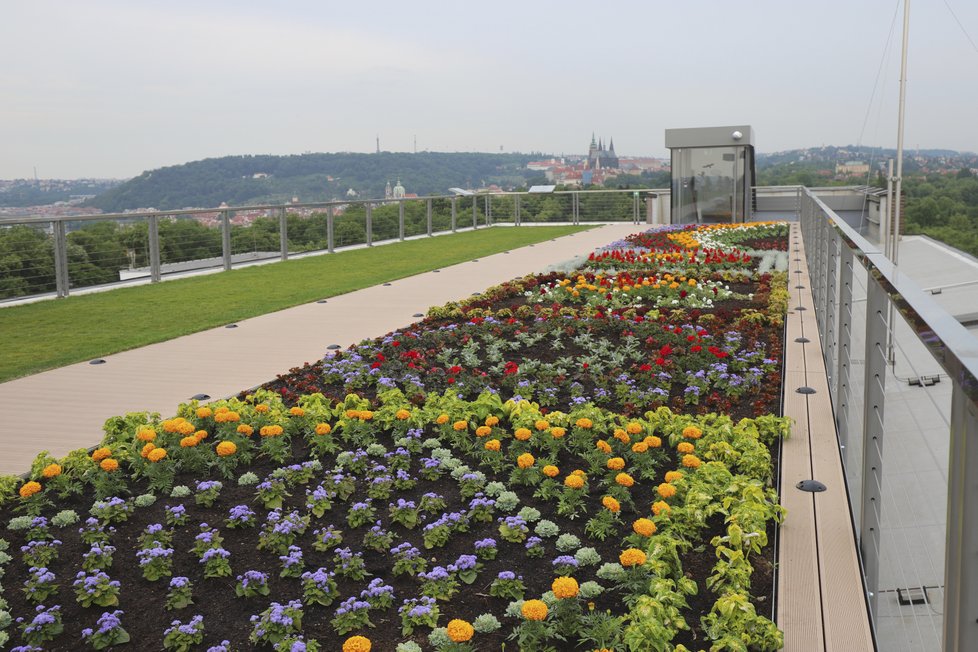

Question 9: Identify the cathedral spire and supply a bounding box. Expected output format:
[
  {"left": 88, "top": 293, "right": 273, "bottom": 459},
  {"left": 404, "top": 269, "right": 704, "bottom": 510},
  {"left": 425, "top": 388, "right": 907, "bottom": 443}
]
[
  {"left": 590, "top": 132, "right": 597, "bottom": 148},
  {"left": 609, "top": 137, "right": 615, "bottom": 152}
]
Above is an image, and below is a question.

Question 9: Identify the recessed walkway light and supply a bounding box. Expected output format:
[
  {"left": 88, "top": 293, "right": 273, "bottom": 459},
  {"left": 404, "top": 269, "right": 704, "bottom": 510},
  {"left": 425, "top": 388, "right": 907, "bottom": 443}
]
[
  {"left": 795, "top": 285, "right": 805, "bottom": 289},
  {"left": 796, "top": 387, "right": 816, "bottom": 395},
  {"left": 794, "top": 306, "right": 807, "bottom": 311},
  {"left": 432, "top": 270, "right": 440, "bottom": 273},
  {"left": 413, "top": 313, "right": 424, "bottom": 318},
  {"left": 89, "top": 359, "right": 106, "bottom": 365},
  {"left": 327, "top": 344, "right": 341, "bottom": 350},
  {"left": 795, "top": 337, "right": 810, "bottom": 343},
  {"left": 225, "top": 324, "right": 238, "bottom": 329},
  {"left": 317, "top": 300, "right": 328, "bottom": 304},
  {"left": 383, "top": 283, "right": 392, "bottom": 287},
  {"left": 796, "top": 479, "right": 827, "bottom": 492},
  {"left": 191, "top": 393, "right": 210, "bottom": 401}
]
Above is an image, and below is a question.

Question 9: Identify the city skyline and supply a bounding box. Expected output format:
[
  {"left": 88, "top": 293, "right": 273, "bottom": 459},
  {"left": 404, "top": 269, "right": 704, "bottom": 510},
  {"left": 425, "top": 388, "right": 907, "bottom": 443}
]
[{"left": 3, "top": 1, "right": 978, "bottom": 178}]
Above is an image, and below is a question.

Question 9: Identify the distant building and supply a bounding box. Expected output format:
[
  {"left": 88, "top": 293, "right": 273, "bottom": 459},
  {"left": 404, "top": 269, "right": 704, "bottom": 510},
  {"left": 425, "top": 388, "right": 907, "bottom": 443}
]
[
  {"left": 587, "top": 134, "right": 620, "bottom": 170},
  {"left": 835, "top": 161, "right": 870, "bottom": 177},
  {"left": 384, "top": 178, "right": 407, "bottom": 200}
]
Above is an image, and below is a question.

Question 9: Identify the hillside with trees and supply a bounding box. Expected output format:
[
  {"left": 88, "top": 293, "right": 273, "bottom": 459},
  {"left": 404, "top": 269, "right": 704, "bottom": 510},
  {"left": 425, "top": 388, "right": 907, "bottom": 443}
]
[{"left": 85, "top": 152, "right": 537, "bottom": 212}]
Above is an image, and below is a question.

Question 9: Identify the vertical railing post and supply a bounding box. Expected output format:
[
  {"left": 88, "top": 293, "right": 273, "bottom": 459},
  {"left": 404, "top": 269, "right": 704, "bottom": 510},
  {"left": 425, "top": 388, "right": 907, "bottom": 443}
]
[
  {"left": 426, "top": 198, "right": 433, "bottom": 236},
  {"left": 221, "top": 210, "right": 232, "bottom": 271},
  {"left": 633, "top": 192, "right": 640, "bottom": 224},
  {"left": 860, "top": 276, "right": 888, "bottom": 618},
  {"left": 515, "top": 195, "right": 521, "bottom": 226},
  {"left": 279, "top": 207, "right": 289, "bottom": 261},
  {"left": 398, "top": 201, "right": 405, "bottom": 241},
  {"left": 823, "top": 229, "right": 839, "bottom": 382},
  {"left": 52, "top": 219, "right": 69, "bottom": 298},
  {"left": 835, "top": 245, "right": 854, "bottom": 452},
  {"left": 326, "top": 206, "right": 335, "bottom": 254},
  {"left": 365, "top": 202, "right": 373, "bottom": 246},
  {"left": 485, "top": 195, "right": 492, "bottom": 227},
  {"left": 472, "top": 196, "right": 477, "bottom": 229},
  {"left": 148, "top": 214, "right": 161, "bottom": 283},
  {"left": 943, "top": 385, "right": 978, "bottom": 651},
  {"left": 451, "top": 197, "right": 457, "bottom": 232}
]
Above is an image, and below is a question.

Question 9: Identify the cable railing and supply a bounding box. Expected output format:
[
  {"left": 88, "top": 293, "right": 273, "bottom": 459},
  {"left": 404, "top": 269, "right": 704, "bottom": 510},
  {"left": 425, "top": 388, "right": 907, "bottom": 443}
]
[
  {"left": 799, "top": 186, "right": 978, "bottom": 652},
  {"left": 0, "top": 188, "right": 667, "bottom": 303}
]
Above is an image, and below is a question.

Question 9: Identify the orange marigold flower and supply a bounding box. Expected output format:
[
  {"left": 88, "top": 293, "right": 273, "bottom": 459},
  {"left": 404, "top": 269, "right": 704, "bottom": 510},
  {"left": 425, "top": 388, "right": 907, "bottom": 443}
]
[
  {"left": 215, "top": 406, "right": 230, "bottom": 415},
  {"left": 436, "top": 414, "right": 450, "bottom": 425},
  {"left": 652, "top": 500, "right": 671, "bottom": 516},
  {"left": 543, "top": 464, "right": 559, "bottom": 478},
  {"left": 342, "top": 635, "right": 372, "bottom": 652},
  {"left": 136, "top": 428, "right": 157, "bottom": 442},
  {"left": 289, "top": 407, "right": 305, "bottom": 417},
  {"left": 475, "top": 426, "right": 492, "bottom": 437},
  {"left": 19, "top": 481, "right": 42, "bottom": 498},
  {"left": 572, "top": 469, "right": 587, "bottom": 478},
  {"left": 178, "top": 422, "right": 196, "bottom": 436},
  {"left": 632, "top": 442, "right": 649, "bottom": 453},
  {"left": 224, "top": 411, "right": 241, "bottom": 423},
  {"left": 446, "top": 619, "right": 474, "bottom": 643},
  {"left": 141, "top": 442, "right": 156, "bottom": 458},
  {"left": 194, "top": 430, "right": 208, "bottom": 441},
  {"left": 550, "top": 426, "right": 566, "bottom": 439},
  {"left": 682, "top": 454, "right": 702, "bottom": 469},
  {"left": 91, "top": 447, "right": 112, "bottom": 462},
  {"left": 517, "top": 453, "right": 535, "bottom": 469},
  {"left": 237, "top": 424, "right": 254, "bottom": 436},
  {"left": 677, "top": 442, "right": 695, "bottom": 454},
  {"left": 575, "top": 418, "right": 593, "bottom": 429},
  {"left": 665, "top": 470, "right": 684, "bottom": 483},
  {"left": 602, "top": 496, "right": 621, "bottom": 512},
  {"left": 521, "top": 599, "right": 548, "bottom": 621},
  {"left": 682, "top": 425, "right": 703, "bottom": 439},
  {"left": 395, "top": 409, "right": 411, "bottom": 420},
  {"left": 162, "top": 419, "right": 180, "bottom": 433},
  {"left": 216, "top": 441, "right": 237, "bottom": 457},
  {"left": 256, "top": 404, "right": 270, "bottom": 413},
  {"left": 615, "top": 472, "right": 635, "bottom": 487},
  {"left": 358, "top": 410, "right": 373, "bottom": 421},
  {"left": 196, "top": 407, "right": 213, "bottom": 419},
  {"left": 633, "top": 517, "right": 657, "bottom": 537},
  {"left": 657, "top": 483, "right": 677, "bottom": 498},
  {"left": 259, "top": 425, "right": 284, "bottom": 437},
  {"left": 552, "top": 576, "right": 579, "bottom": 599},
  {"left": 534, "top": 419, "right": 550, "bottom": 431},
  {"left": 315, "top": 423, "right": 332, "bottom": 436},
  {"left": 564, "top": 474, "right": 585, "bottom": 489},
  {"left": 620, "top": 548, "right": 647, "bottom": 567},
  {"left": 596, "top": 440, "right": 612, "bottom": 454},
  {"left": 453, "top": 420, "right": 468, "bottom": 431},
  {"left": 613, "top": 429, "right": 630, "bottom": 443},
  {"left": 345, "top": 409, "right": 359, "bottom": 419},
  {"left": 514, "top": 427, "right": 532, "bottom": 441},
  {"left": 147, "top": 448, "right": 167, "bottom": 463},
  {"left": 180, "top": 436, "right": 198, "bottom": 448},
  {"left": 485, "top": 415, "right": 500, "bottom": 427},
  {"left": 41, "top": 463, "right": 62, "bottom": 479},
  {"left": 100, "top": 458, "right": 119, "bottom": 472},
  {"left": 607, "top": 457, "right": 625, "bottom": 471},
  {"left": 484, "top": 439, "right": 501, "bottom": 452},
  {"left": 646, "top": 436, "right": 662, "bottom": 448},
  {"left": 625, "top": 422, "right": 643, "bottom": 435}
]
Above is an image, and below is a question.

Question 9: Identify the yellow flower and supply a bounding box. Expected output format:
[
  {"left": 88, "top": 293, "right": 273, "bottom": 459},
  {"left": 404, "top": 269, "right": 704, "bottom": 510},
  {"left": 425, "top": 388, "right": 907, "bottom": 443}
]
[
  {"left": 602, "top": 496, "right": 621, "bottom": 513},
  {"left": 436, "top": 414, "right": 450, "bottom": 425},
  {"left": 517, "top": 453, "right": 535, "bottom": 469},
  {"left": 255, "top": 404, "right": 270, "bottom": 413},
  {"left": 136, "top": 428, "right": 157, "bottom": 442},
  {"left": 572, "top": 469, "right": 587, "bottom": 478},
  {"left": 677, "top": 442, "right": 695, "bottom": 454},
  {"left": 552, "top": 576, "right": 579, "bottom": 599},
  {"left": 180, "top": 436, "right": 199, "bottom": 448},
  {"left": 315, "top": 423, "right": 332, "bottom": 435},
  {"left": 657, "top": 483, "right": 677, "bottom": 498},
  {"left": 446, "top": 619, "right": 474, "bottom": 643},
  {"left": 620, "top": 548, "right": 647, "bottom": 567},
  {"left": 632, "top": 518, "right": 656, "bottom": 537},
  {"left": 521, "top": 598, "right": 549, "bottom": 621},
  {"left": 625, "top": 422, "right": 643, "bottom": 435},
  {"left": 289, "top": 407, "right": 305, "bottom": 417},
  {"left": 147, "top": 448, "right": 168, "bottom": 463},
  {"left": 575, "top": 418, "right": 593, "bottom": 429},
  {"left": 564, "top": 474, "right": 584, "bottom": 489},
  {"left": 342, "top": 635, "right": 372, "bottom": 652},
  {"left": 682, "top": 454, "right": 702, "bottom": 469},
  {"left": 534, "top": 419, "right": 550, "bottom": 431},
  {"left": 237, "top": 424, "right": 254, "bottom": 436},
  {"left": 485, "top": 415, "right": 500, "bottom": 427},
  {"left": 19, "top": 481, "right": 42, "bottom": 498},
  {"left": 607, "top": 457, "right": 625, "bottom": 471},
  {"left": 484, "top": 439, "right": 501, "bottom": 452},
  {"left": 615, "top": 472, "right": 635, "bottom": 488},
  {"left": 543, "top": 465, "right": 559, "bottom": 478},
  {"left": 550, "top": 426, "right": 566, "bottom": 439},
  {"left": 652, "top": 500, "right": 671, "bottom": 516},
  {"left": 665, "top": 470, "right": 684, "bottom": 483},
  {"left": 395, "top": 409, "right": 411, "bottom": 420},
  {"left": 514, "top": 427, "right": 532, "bottom": 441},
  {"left": 682, "top": 425, "right": 703, "bottom": 439},
  {"left": 216, "top": 441, "right": 237, "bottom": 457},
  {"left": 453, "top": 420, "right": 468, "bottom": 431},
  {"left": 41, "top": 463, "right": 62, "bottom": 479},
  {"left": 100, "top": 458, "right": 119, "bottom": 472},
  {"left": 645, "top": 436, "right": 662, "bottom": 448},
  {"left": 475, "top": 426, "right": 492, "bottom": 437}
]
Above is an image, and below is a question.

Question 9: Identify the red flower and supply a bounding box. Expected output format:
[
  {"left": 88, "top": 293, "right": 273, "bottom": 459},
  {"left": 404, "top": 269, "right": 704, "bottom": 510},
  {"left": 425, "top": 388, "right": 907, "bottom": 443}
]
[
  {"left": 655, "top": 357, "right": 665, "bottom": 366},
  {"left": 447, "top": 377, "right": 456, "bottom": 384},
  {"left": 503, "top": 361, "right": 519, "bottom": 375},
  {"left": 449, "top": 365, "right": 462, "bottom": 374},
  {"left": 370, "top": 362, "right": 382, "bottom": 369},
  {"left": 691, "top": 345, "right": 702, "bottom": 353}
]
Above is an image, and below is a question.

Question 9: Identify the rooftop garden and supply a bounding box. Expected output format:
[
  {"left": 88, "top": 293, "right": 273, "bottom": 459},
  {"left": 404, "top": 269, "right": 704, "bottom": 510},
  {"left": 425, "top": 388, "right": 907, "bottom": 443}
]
[{"left": 0, "top": 221, "right": 791, "bottom": 652}]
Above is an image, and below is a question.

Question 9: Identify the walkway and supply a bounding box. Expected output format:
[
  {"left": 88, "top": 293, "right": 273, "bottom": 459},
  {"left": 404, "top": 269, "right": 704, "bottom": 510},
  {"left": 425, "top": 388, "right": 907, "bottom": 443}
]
[{"left": 0, "top": 224, "right": 640, "bottom": 475}]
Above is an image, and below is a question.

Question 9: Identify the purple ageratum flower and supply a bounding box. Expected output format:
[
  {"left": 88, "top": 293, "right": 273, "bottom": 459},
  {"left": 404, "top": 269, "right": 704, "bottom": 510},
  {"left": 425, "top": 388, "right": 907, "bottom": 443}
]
[
  {"left": 497, "top": 570, "right": 518, "bottom": 581},
  {"left": 227, "top": 504, "right": 255, "bottom": 522},
  {"left": 525, "top": 536, "right": 544, "bottom": 550},
  {"left": 146, "top": 523, "right": 164, "bottom": 535},
  {"left": 30, "top": 516, "right": 49, "bottom": 530},
  {"left": 552, "top": 555, "right": 579, "bottom": 569},
  {"left": 418, "top": 565, "right": 451, "bottom": 582},
  {"left": 195, "top": 480, "right": 222, "bottom": 492},
  {"left": 166, "top": 504, "right": 186, "bottom": 518},
  {"left": 74, "top": 569, "right": 120, "bottom": 594},
  {"left": 469, "top": 495, "right": 495, "bottom": 510},
  {"left": 199, "top": 547, "right": 230, "bottom": 563},
  {"left": 280, "top": 546, "right": 303, "bottom": 567},
  {"left": 300, "top": 567, "right": 334, "bottom": 588},
  {"left": 454, "top": 554, "right": 478, "bottom": 571},
  {"left": 360, "top": 578, "right": 395, "bottom": 600},
  {"left": 81, "top": 609, "right": 124, "bottom": 639},
  {"left": 19, "top": 604, "right": 61, "bottom": 636},
  {"left": 237, "top": 570, "right": 268, "bottom": 589},
  {"left": 207, "top": 642, "right": 232, "bottom": 652},
  {"left": 170, "top": 576, "right": 190, "bottom": 589},
  {"left": 164, "top": 614, "right": 204, "bottom": 637},
  {"left": 392, "top": 498, "right": 416, "bottom": 510},
  {"left": 474, "top": 537, "right": 497, "bottom": 550},
  {"left": 27, "top": 566, "right": 56, "bottom": 584},
  {"left": 334, "top": 596, "right": 371, "bottom": 617}
]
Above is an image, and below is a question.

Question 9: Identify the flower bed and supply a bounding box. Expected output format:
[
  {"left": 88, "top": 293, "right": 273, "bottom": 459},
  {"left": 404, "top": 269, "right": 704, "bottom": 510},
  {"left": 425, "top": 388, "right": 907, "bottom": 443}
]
[{"left": 0, "top": 222, "right": 791, "bottom": 651}]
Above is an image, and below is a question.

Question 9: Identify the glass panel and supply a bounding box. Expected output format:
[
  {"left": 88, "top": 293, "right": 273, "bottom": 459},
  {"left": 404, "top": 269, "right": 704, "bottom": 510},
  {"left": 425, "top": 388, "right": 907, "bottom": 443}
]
[{"left": 672, "top": 146, "right": 747, "bottom": 223}]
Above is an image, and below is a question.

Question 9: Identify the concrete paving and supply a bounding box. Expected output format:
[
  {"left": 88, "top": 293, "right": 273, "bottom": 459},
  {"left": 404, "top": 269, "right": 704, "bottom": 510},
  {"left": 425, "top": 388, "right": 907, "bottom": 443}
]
[{"left": 0, "top": 224, "right": 643, "bottom": 475}]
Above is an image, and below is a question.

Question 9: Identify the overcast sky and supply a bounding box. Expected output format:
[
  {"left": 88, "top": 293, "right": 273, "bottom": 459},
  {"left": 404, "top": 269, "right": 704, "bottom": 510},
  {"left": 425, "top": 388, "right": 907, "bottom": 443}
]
[{"left": 3, "top": 0, "right": 978, "bottom": 179}]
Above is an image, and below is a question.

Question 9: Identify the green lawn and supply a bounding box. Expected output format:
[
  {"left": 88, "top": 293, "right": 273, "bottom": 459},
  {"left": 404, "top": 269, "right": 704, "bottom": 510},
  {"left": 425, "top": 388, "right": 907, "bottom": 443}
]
[{"left": 0, "top": 226, "right": 591, "bottom": 382}]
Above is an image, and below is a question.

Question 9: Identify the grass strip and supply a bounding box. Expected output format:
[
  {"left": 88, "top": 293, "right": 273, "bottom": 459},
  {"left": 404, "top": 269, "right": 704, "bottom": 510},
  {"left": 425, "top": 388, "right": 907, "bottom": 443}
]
[{"left": 0, "top": 226, "right": 591, "bottom": 381}]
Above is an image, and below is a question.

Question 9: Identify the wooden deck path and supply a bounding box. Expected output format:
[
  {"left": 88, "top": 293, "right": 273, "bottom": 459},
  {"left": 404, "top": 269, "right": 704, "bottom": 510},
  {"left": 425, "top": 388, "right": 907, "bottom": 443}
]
[{"left": 778, "top": 222, "right": 876, "bottom": 650}]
